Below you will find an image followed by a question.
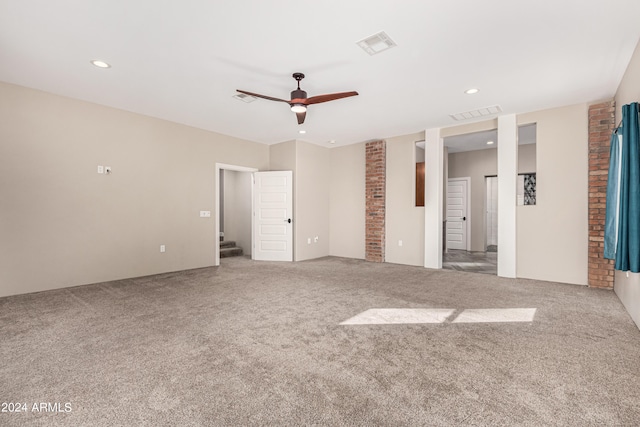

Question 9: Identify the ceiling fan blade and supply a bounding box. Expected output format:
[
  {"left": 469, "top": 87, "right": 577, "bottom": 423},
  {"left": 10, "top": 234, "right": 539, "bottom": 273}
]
[
  {"left": 296, "top": 111, "right": 307, "bottom": 125},
  {"left": 306, "top": 91, "right": 359, "bottom": 105},
  {"left": 236, "top": 89, "right": 289, "bottom": 103}
]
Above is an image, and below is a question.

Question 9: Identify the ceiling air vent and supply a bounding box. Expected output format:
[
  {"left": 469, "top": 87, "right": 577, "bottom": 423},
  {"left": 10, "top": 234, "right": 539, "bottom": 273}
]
[
  {"left": 450, "top": 105, "right": 502, "bottom": 121},
  {"left": 357, "top": 31, "right": 397, "bottom": 55},
  {"left": 233, "top": 93, "right": 257, "bottom": 103}
]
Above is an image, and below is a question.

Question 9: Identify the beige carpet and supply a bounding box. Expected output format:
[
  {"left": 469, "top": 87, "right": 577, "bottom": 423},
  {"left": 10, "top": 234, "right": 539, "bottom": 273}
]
[{"left": 1, "top": 256, "right": 639, "bottom": 426}]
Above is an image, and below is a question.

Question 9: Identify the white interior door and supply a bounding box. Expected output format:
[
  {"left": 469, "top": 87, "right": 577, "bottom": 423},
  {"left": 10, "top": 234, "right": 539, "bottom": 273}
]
[
  {"left": 253, "top": 171, "right": 293, "bottom": 261},
  {"left": 446, "top": 178, "right": 469, "bottom": 250}
]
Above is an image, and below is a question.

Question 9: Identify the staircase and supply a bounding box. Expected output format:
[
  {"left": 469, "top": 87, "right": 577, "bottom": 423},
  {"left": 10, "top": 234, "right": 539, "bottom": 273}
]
[{"left": 220, "top": 240, "right": 244, "bottom": 258}]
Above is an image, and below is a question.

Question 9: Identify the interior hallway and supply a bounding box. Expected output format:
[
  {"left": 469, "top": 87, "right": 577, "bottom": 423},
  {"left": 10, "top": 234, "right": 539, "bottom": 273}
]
[{"left": 443, "top": 249, "right": 498, "bottom": 275}]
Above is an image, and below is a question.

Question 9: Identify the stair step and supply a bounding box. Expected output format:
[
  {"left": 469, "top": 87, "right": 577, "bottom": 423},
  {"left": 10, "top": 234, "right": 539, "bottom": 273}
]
[
  {"left": 220, "top": 241, "right": 236, "bottom": 249},
  {"left": 220, "top": 247, "right": 244, "bottom": 258}
]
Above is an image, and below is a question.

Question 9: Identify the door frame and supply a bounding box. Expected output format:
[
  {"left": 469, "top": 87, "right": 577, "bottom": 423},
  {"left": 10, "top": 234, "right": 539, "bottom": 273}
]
[
  {"left": 446, "top": 177, "right": 471, "bottom": 251},
  {"left": 214, "top": 163, "right": 258, "bottom": 266}
]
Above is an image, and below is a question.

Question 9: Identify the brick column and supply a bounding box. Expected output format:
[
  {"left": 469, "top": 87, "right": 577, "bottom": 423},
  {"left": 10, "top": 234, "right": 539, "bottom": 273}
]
[
  {"left": 365, "top": 140, "right": 386, "bottom": 262},
  {"left": 588, "top": 100, "right": 615, "bottom": 288}
]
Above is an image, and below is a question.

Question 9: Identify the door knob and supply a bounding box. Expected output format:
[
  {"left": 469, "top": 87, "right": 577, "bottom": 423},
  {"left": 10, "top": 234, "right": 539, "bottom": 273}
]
[
  {"left": 462, "top": 216, "right": 466, "bottom": 221},
  {"left": 285, "top": 218, "right": 292, "bottom": 223}
]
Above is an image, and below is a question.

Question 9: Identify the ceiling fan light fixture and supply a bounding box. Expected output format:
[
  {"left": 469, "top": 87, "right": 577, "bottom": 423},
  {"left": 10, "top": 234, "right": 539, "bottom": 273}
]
[{"left": 291, "top": 104, "right": 307, "bottom": 113}]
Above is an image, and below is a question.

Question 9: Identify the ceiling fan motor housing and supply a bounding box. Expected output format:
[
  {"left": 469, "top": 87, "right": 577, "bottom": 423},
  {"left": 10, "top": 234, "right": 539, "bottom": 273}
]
[{"left": 291, "top": 89, "right": 307, "bottom": 101}]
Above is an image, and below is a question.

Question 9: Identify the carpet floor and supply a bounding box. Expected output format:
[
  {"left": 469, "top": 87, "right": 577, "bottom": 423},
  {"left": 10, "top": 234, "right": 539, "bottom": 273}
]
[{"left": 1, "top": 256, "right": 639, "bottom": 426}]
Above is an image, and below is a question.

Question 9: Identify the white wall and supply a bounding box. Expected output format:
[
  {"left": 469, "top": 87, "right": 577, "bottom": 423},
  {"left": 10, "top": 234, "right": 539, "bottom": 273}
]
[
  {"left": 517, "top": 104, "right": 589, "bottom": 285},
  {"left": 329, "top": 143, "right": 365, "bottom": 259},
  {"left": 223, "top": 170, "right": 252, "bottom": 255},
  {"left": 614, "top": 38, "right": 640, "bottom": 328},
  {"left": 0, "top": 82, "right": 269, "bottom": 297},
  {"left": 497, "top": 114, "right": 518, "bottom": 278},
  {"left": 385, "top": 131, "right": 426, "bottom": 266}
]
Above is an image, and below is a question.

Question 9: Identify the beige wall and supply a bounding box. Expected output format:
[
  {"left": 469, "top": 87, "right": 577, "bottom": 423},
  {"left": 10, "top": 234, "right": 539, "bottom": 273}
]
[
  {"left": 269, "top": 140, "right": 296, "bottom": 171},
  {"left": 223, "top": 170, "right": 252, "bottom": 255},
  {"left": 385, "top": 131, "right": 426, "bottom": 266},
  {"left": 614, "top": 38, "right": 640, "bottom": 328},
  {"left": 0, "top": 82, "right": 269, "bottom": 297},
  {"left": 269, "top": 140, "right": 330, "bottom": 261},
  {"left": 295, "top": 141, "right": 330, "bottom": 261},
  {"left": 518, "top": 143, "right": 536, "bottom": 174},
  {"left": 517, "top": 104, "right": 589, "bottom": 285},
  {"left": 329, "top": 143, "right": 365, "bottom": 259}
]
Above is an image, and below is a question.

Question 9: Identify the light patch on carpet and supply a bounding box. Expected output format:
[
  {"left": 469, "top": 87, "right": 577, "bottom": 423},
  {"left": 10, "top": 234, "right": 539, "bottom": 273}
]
[
  {"left": 341, "top": 308, "right": 537, "bottom": 325},
  {"left": 451, "top": 308, "right": 537, "bottom": 323},
  {"left": 340, "top": 308, "right": 455, "bottom": 325}
]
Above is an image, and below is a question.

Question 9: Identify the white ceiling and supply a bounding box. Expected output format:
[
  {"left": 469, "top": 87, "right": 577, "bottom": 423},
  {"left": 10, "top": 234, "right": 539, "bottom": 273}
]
[{"left": 1, "top": 1, "right": 639, "bottom": 148}]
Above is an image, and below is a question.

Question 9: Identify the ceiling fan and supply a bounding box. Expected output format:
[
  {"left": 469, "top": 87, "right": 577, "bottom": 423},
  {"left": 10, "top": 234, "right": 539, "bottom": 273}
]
[{"left": 237, "top": 73, "right": 358, "bottom": 125}]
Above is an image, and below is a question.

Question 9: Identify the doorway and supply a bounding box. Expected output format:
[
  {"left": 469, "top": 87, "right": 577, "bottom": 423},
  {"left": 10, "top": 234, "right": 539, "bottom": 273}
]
[
  {"left": 215, "top": 163, "right": 258, "bottom": 266},
  {"left": 220, "top": 169, "right": 253, "bottom": 260},
  {"left": 215, "top": 164, "right": 294, "bottom": 266},
  {"left": 442, "top": 128, "right": 498, "bottom": 275}
]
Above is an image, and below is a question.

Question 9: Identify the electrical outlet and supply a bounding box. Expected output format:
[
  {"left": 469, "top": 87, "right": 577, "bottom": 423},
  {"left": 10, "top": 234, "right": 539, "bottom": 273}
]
[
  {"left": 399, "top": 240, "right": 403, "bottom": 247},
  {"left": 160, "top": 245, "right": 165, "bottom": 253},
  {"left": 199, "top": 211, "right": 211, "bottom": 217},
  {"left": 97, "top": 165, "right": 104, "bottom": 174},
  {"left": 307, "top": 238, "right": 311, "bottom": 245}
]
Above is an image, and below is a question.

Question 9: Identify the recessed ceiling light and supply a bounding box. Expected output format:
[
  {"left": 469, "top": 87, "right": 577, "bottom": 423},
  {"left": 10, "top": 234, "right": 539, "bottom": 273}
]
[
  {"left": 487, "top": 140, "right": 495, "bottom": 145},
  {"left": 465, "top": 88, "right": 479, "bottom": 94},
  {"left": 91, "top": 60, "right": 111, "bottom": 68},
  {"left": 299, "top": 130, "right": 306, "bottom": 134}
]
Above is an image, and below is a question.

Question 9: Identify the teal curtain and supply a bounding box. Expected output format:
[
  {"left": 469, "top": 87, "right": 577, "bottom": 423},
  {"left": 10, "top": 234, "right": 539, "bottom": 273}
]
[{"left": 607, "top": 102, "right": 640, "bottom": 272}]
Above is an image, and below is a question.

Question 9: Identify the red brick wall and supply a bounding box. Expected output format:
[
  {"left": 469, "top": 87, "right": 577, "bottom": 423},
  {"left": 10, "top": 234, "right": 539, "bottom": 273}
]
[
  {"left": 365, "top": 140, "right": 386, "bottom": 262},
  {"left": 588, "top": 100, "right": 615, "bottom": 288}
]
